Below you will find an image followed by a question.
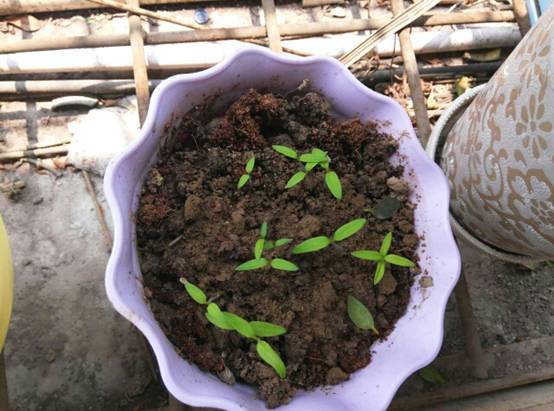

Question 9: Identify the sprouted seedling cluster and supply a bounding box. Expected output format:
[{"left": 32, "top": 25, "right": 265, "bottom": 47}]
[
  {"left": 181, "top": 142, "right": 416, "bottom": 379},
  {"left": 180, "top": 278, "right": 287, "bottom": 378},
  {"left": 272, "top": 145, "right": 342, "bottom": 200},
  {"left": 352, "top": 232, "right": 415, "bottom": 284},
  {"left": 236, "top": 222, "right": 297, "bottom": 272},
  {"left": 237, "top": 156, "right": 256, "bottom": 189}
]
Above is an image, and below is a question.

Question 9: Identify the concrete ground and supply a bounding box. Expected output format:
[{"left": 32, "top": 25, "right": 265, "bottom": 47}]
[{"left": 1, "top": 170, "right": 162, "bottom": 410}]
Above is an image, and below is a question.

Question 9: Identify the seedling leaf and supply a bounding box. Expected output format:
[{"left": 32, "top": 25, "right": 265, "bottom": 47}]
[
  {"left": 275, "top": 238, "right": 293, "bottom": 248},
  {"left": 333, "top": 218, "right": 366, "bottom": 242},
  {"left": 299, "top": 152, "right": 327, "bottom": 163},
  {"left": 256, "top": 340, "right": 286, "bottom": 378},
  {"left": 272, "top": 145, "right": 298, "bottom": 159},
  {"left": 270, "top": 258, "right": 299, "bottom": 272},
  {"left": 374, "top": 261, "right": 386, "bottom": 284},
  {"left": 285, "top": 171, "right": 306, "bottom": 189},
  {"left": 373, "top": 197, "right": 403, "bottom": 220},
  {"left": 380, "top": 232, "right": 393, "bottom": 255},
  {"left": 263, "top": 240, "right": 275, "bottom": 251},
  {"left": 254, "top": 239, "right": 265, "bottom": 259},
  {"left": 260, "top": 222, "right": 268, "bottom": 238},
  {"left": 237, "top": 174, "right": 250, "bottom": 189},
  {"left": 305, "top": 162, "right": 318, "bottom": 171},
  {"left": 385, "top": 254, "right": 416, "bottom": 267},
  {"left": 351, "top": 250, "right": 382, "bottom": 261},
  {"left": 250, "top": 321, "right": 287, "bottom": 337},
  {"left": 292, "top": 236, "right": 331, "bottom": 254},
  {"left": 325, "top": 171, "right": 342, "bottom": 200},
  {"left": 311, "top": 148, "right": 328, "bottom": 158},
  {"left": 236, "top": 258, "right": 269, "bottom": 271},
  {"left": 347, "top": 295, "right": 378, "bottom": 333},
  {"left": 180, "top": 278, "right": 207, "bottom": 305},
  {"left": 206, "top": 303, "right": 233, "bottom": 330},
  {"left": 245, "top": 156, "right": 256, "bottom": 173},
  {"left": 223, "top": 312, "right": 256, "bottom": 339},
  {"left": 419, "top": 366, "right": 446, "bottom": 385}
]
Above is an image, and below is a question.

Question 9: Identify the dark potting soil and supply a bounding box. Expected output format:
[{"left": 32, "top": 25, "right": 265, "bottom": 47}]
[{"left": 136, "top": 88, "right": 419, "bottom": 407}]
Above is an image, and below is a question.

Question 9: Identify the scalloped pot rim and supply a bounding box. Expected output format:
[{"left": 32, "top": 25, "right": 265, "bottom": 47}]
[{"left": 104, "top": 45, "right": 461, "bottom": 411}]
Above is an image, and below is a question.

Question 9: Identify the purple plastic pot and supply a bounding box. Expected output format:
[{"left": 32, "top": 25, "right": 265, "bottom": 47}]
[{"left": 104, "top": 46, "right": 460, "bottom": 411}]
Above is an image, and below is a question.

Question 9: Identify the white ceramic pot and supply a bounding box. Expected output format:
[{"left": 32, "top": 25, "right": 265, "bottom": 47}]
[{"left": 439, "top": 9, "right": 554, "bottom": 261}]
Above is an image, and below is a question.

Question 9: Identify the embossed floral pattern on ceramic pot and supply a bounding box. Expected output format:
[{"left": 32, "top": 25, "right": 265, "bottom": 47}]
[{"left": 441, "top": 9, "right": 554, "bottom": 259}]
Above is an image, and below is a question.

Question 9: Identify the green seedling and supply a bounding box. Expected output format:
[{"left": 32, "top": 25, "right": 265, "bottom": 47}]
[
  {"left": 419, "top": 366, "right": 446, "bottom": 385},
  {"left": 272, "top": 145, "right": 343, "bottom": 200},
  {"left": 347, "top": 295, "right": 378, "bottom": 334},
  {"left": 256, "top": 222, "right": 292, "bottom": 253},
  {"left": 237, "top": 156, "right": 256, "bottom": 188},
  {"left": 292, "top": 218, "right": 366, "bottom": 254},
  {"left": 351, "top": 232, "right": 415, "bottom": 285},
  {"left": 237, "top": 222, "right": 298, "bottom": 272},
  {"left": 236, "top": 257, "right": 298, "bottom": 272},
  {"left": 180, "top": 278, "right": 287, "bottom": 378}
]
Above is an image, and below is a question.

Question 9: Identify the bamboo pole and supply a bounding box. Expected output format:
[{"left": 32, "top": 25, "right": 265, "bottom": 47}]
[
  {"left": 391, "top": 0, "right": 431, "bottom": 145},
  {"left": 128, "top": 0, "right": 151, "bottom": 124},
  {"left": 0, "top": 27, "right": 520, "bottom": 78},
  {"left": 391, "top": 335, "right": 554, "bottom": 409},
  {"left": 88, "top": 0, "right": 202, "bottom": 30},
  {"left": 2, "top": 139, "right": 72, "bottom": 154},
  {"left": 0, "top": 0, "right": 221, "bottom": 16},
  {"left": 0, "top": 79, "right": 161, "bottom": 96},
  {"left": 261, "top": 0, "right": 282, "bottom": 52},
  {"left": 302, "top": 0, "right": 344, "bottom": 6},
  {"left": 390, "top": 367, "right": 554, "bottom": 410},
  {"left": 512, "top": 0, "right": 531, "bottom": 36},
  {"left": 340, "top": 0, "right": 442, "bottom": 67},
  {"left": 0, "top": 63, "right": 502, "bottom": 98},
  {"left": 0, "top": 144, "right": 70, "bottom": 162},
  {"left": 0, "top": 11, "right": 516, "bottom": 54},
  {"left": 455, "top": 270, "right": 489, "bottom": 379},
  {"left": 360, "top": 62, "right": 502, "bottom": 83}
]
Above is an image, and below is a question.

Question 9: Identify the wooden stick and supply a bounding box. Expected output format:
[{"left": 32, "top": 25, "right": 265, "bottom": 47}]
[
  {"left": 87, "top": 0, "right": 202, "bottom": 29},
  {"left": 0, "top": 79, "right": 160, "bottom": 96},
  {"left": 81, "top": 170, "right": 113, "bottom": 251},
  {"left": 302, "top": 0, "right": 344, "bottom": 6},
  {"left": 360, "top": 62, "right": 502, "bottom": 83},
  {"left": 0, "top": 0, "right": 221, "bottom": 16},
  {"left": 391, "top": 335, "right": 554, "bottom": 409},
  {"left": 0, "top": 144, "right": 70, "bottom": 162},
  {"left": 2, "top": 139, "right": 72, "bottom": 154},
  {"left": 261, "top": 0, "right": 282, "bottom": 52},
  {"left": 0, "top": 11, "right": 516, "bottom": 54},
  {"left": 340, "top": 0, "right": 442, "bottom": 67},
  {"left": 24, "top": 158, "right": 62, "bottom": 177},
  {"left": 391, "top": 0, "right": 432, "bottom": 145},
  {"left": 390, "top": 368, "right": 554, "bottom": 410},
  {"left": 128, "top": 0, "right": 151, "bottom": 125},
  {"left": 0, "top": 62, "right": 501, "bottom": 99},
  {"left": 455, "top": 270, "right": 488, "bottom": 379},
  {"left": 512, "top": 0, "right": 531, "bottom": 36}
]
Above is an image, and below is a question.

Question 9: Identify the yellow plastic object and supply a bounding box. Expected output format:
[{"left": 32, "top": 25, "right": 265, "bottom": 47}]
[{"left": 0, "top": 215, "right": 13, "bottom": 351}]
